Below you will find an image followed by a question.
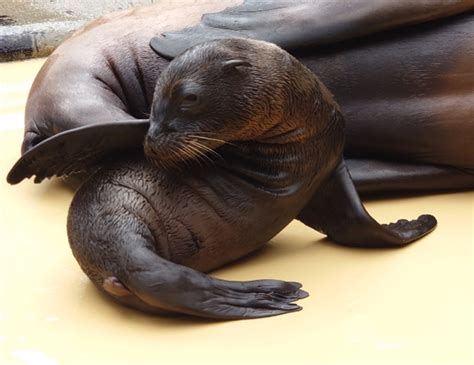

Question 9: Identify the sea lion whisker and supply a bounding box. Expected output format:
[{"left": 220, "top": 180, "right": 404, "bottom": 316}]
[
  {"left": 189, "top": 134, "right": 238, "bottom": 147},
  {"left": 180, "top": 144, "right": 206, "bottom": 168},
  {"left": 187, "top": 146, "right": 213, "bottom": 166},
  {"left": 179, "top": 146, "right": 195, "bottom": 161},
  {"left": 187, "top": 140, "right": 222, "bottom": 162},
  {"left": 178, "top": 144, "right": 200, "bottom": 167},
  {"left": 186, "top": 142, "right": 215, "bottom": 166},
  {"left": 168, "top": 141, "right": 191, "bottom": 170},
  {"left": 180, "top": 142, "right": 199, "bottom": 159},
  {"left": 147, "top": 141, "right": 185, "bottom": 171},
  {"left": 188, "top": 134, "right": 226, "bottom": 144},
  {"left": 188, "top": 140, "right": 224, "bottom": 161},
  {"left": 173, "top": 146, "right": 191, "bottom": 166}
]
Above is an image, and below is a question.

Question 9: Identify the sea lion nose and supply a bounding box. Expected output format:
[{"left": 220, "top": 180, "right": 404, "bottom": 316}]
[
  {"left": 145, "top": 123, "right": 161, "bottom": 148},
  {"left": 144, "top": 131, "right": 162, "bottom": 158},
  {"left": 147, "top": 122, "right": 173, "bottom": 142},
  {"left": 145, "top": 122, "right": 176, "bottom": 150},
  {"left": 145, "top": 133, "right": 154, "bottom": 146},
  {"left": 146, "top": 123, "right": 158, "bottom": 139}
]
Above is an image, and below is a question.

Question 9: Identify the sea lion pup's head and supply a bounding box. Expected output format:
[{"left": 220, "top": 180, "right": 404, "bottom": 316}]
[{"left": 144, "top": 38, "right": 338, "bottom": 166}]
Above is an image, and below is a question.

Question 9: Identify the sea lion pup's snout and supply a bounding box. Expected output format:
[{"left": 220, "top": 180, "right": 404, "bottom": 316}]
[{"left": 144, "top": 38, "right": 325, "bottom": 167}]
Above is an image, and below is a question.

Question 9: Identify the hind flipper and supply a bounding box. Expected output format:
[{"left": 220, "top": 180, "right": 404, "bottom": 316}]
[
  {"left": 150, "top": 0, "right": 473, "bottom": 59},
  {"left": 346, "top": 158, "right": 474, "bottom": 196},
  {"left": 297, "top": 159, "right": 437, "bottom": 248},
  {"left": 7, "top": 120, "right": 149, "bottom": 185}
]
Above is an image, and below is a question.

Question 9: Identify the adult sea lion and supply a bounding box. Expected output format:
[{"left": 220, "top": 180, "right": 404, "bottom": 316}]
[{"left": 9, "top": 0, "right": 474, "bottom": 193}]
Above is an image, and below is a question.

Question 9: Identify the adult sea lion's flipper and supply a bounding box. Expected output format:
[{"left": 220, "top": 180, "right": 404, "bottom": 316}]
[
  {"left": 150, "top": 0, "right": 474, "bottom": 59},
  {"left": 297, "top": 160, "right": 437, "bottom": 248},
  {"left": 7, "top": 120, "right": 149, "bottom": 185},
  {"left": 346, "top": 158, "right": 474, "bottom": 196}
]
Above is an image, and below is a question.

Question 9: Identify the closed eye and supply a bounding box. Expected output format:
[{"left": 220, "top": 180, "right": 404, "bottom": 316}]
[
  {"left": 180, "top": 93, "right": 199, "bottom": 110},
  {"left": 183, "top": 93, "right": 197, "bottom": 102}
]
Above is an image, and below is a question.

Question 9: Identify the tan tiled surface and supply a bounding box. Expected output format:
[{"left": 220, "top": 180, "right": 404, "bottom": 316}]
[
  {"left": 0, "top": 60, "right": 472, "bottom": 365},
  {"left": 0, "top": 58, "right": 45, "bottom": 129}
]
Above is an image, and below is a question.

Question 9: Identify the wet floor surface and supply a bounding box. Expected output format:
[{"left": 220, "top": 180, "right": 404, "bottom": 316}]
[{"left": 0, "top": 59, "right": 473, "bottom": 365}]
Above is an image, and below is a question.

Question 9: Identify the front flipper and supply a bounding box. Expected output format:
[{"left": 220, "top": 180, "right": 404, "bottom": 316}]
[
  {"left": 297, "top": 160, "right": 437, "bottom": 248},
  {"left": 121, "top": 252, "right": 309, "bottom": 320},
  {"left": 150, "top": 0, "right": 474, "bottom": 59},
  {"left": 88, "top": 240, "right": 308, "bottom": 319},
  {"left": 7, "top": 120, "right": 149, "bottom": 185}
]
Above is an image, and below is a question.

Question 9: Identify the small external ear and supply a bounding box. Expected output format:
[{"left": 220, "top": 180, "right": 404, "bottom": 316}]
[
  {"left": 222, "top": 59, "right": 252, "bottom": 71},
  {"left": 150, "top": 34, "right": 207, "bottom": 60},
  {"left": 150, "top": 35, "right": 194, "bottom": 60}
]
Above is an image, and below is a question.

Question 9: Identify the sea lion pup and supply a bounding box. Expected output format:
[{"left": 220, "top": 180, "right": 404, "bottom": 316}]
[{"left": 66, "top": 39, "right": 435, "bottom": 319}]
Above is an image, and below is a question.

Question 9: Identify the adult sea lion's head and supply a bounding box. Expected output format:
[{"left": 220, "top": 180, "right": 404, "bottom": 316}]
[{"left": 144, "top": 38, "right": 329, "bottom": 167}]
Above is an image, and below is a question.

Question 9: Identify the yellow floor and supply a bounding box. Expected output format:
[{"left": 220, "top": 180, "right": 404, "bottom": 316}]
[{"left": 0, "top": 59, "right": 473, "bottom": 365}]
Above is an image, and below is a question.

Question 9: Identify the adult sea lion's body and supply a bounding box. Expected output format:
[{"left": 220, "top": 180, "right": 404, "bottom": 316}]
[
  {"left": 16, "top": 0, "right": 474, "bottom": 193},
  {"left": 4, "top": 1, "right": 471, "bottom": 319}
]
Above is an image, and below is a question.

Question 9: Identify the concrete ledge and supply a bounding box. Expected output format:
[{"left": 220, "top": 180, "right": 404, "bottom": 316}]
[
  {"left": 0, "top": 0, "right": 157, "bottom": 62},
  {"left": 0, "top": 20, "right": 85, "bottom": 61}
]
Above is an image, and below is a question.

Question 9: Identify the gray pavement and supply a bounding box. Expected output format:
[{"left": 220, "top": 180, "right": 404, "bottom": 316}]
[{"left": 0, "top": 0, "right": 158, "bottom": 61}]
